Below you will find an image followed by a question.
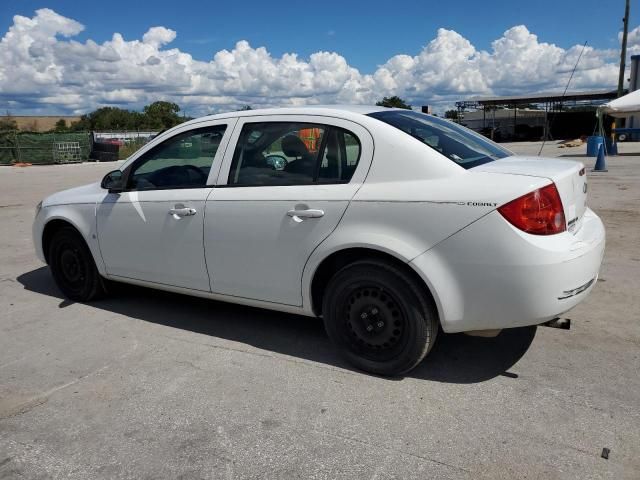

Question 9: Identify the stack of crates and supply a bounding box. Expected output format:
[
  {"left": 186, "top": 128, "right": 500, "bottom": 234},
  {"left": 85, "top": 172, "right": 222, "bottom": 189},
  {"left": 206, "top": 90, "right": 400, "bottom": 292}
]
[{"left": 52, "top": 141, "right": 82, "bottom": 163}]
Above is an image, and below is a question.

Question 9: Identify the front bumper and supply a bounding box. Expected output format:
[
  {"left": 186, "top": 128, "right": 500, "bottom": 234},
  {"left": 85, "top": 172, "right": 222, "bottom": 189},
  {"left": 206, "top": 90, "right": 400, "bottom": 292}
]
[
  {"left": 411, "top": 208, "right": 605, "bottom": 333},
  {"left": 32, "top": 208, "right": 46, "bottom": 263}
]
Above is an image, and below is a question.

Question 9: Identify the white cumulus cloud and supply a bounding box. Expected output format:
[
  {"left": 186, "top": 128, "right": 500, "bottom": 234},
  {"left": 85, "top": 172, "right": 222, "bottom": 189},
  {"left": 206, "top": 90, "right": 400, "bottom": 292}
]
[
  {"left": 0, "top": 8, "right": 635, "bottom": 115},
  {"left": 142, "top": 26, "right": 177, "bottom": 47},
  {"left": 625, "top": 25, "right": 640, "bottom": 55}
]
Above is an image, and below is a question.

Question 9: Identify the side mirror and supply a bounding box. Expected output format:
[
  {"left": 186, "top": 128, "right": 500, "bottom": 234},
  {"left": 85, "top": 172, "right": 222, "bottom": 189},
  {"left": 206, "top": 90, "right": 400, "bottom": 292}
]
[{"left": 101, "top": 170, "right": 125, "bottom": 193}]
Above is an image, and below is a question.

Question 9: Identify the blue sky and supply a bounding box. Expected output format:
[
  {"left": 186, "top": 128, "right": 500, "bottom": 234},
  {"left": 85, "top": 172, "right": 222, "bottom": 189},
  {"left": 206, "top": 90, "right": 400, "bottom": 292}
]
[
  {"left": 2, "top": 0, "right": 635, "bottom": 73},
  {"left": 1, "top": 1, "right": 638, "bottom": 114}
]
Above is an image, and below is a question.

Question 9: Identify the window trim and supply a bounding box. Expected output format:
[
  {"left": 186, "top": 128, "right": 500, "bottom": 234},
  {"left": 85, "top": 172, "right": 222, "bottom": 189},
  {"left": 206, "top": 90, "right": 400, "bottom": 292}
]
[
  {"left": 312, "top": 127, "right": 331, "bottom": 182},
  {"left": 121, "top": 124, "right": 229, "bottom": 192},
  {"left": 316, "top": 127, "right": 362, "bottom": 185},
  {"left": 224, "top": 121, "right": 362, "bottom": 188}
]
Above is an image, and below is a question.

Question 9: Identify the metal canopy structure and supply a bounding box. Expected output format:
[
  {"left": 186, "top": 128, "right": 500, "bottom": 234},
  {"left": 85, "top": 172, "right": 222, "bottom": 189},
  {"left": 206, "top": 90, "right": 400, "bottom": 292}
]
[
  {"left": 455, "top": 89, "right": 621, "bottom": 141},
  {"left": 457, "top": 89, "right": 619, "bottom": 109}
]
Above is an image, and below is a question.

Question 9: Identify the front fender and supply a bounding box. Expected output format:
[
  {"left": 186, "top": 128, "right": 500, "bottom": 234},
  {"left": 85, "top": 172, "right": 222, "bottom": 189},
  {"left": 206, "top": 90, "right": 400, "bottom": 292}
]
[{"left": 34, "top": 204, "right": 105, "bottom": 275}]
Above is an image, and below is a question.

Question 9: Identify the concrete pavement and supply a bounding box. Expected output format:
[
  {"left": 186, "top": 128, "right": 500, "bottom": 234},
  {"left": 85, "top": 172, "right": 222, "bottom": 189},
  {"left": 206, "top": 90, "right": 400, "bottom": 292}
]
[{"left": 1, "top": 141, "right": 639, "bottom": 479}]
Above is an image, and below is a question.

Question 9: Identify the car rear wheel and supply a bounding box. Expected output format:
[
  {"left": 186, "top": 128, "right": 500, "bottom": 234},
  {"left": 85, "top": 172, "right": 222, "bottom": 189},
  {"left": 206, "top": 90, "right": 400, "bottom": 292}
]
[
  {"left": 48, "top": 227, "right": 106, "bottom": 301},
  {"left": 322, "top": 259, "right": 438, "bottom": 376}
]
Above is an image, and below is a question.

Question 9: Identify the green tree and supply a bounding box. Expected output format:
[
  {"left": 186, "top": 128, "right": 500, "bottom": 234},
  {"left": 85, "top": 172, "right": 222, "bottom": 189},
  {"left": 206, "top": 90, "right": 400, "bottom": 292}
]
[
  {"left": 54, "top": 119, "right": 68, "bottom": 132},
  {"left": 444, "top": 110, "right": 459, "bottom": 120},
  {"left": 66, "top": 102, "right": 188, "bottom": 132},
  {"left": 85, "top": 107, "right": 133, "bottom": 130},
  {"left": 69, "top": 115, "right": 90, "bottom": 131},
  {"left": 143, "top": 101, "right": 182, "bottom": 130},
  {"left": 238, "top": 105, "right": 253, "bottom": 111},
  {"left": 375, "top": 96, "right": 412, "bottom": 109},
  {"left": 130, "top": 111, "right": 147, "bottom": 128}
]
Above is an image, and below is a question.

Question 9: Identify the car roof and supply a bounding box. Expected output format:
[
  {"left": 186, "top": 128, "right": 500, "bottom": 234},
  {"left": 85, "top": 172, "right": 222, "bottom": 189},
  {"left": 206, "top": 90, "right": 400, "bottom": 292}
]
[{"left": 183, "top": 105, "right": 395, "bottom": 126}]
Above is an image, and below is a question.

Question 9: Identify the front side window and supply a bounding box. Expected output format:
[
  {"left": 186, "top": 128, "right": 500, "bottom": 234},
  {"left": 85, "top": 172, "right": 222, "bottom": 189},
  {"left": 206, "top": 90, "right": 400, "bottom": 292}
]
[
  {"left": 128, "top": 125, "right": 226, "bottom": 190},
  {"left": 368, "top": 110, "right": 511, "bottom": 169},
  {"left": 228, "top": 122, "right": 361, "bottom": 186}
]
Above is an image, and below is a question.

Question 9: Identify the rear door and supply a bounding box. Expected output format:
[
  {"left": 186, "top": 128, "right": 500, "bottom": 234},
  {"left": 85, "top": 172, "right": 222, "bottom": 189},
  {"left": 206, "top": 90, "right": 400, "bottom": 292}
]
[{"left": 204, "top": 115, "right": 373, "bottom": 306}]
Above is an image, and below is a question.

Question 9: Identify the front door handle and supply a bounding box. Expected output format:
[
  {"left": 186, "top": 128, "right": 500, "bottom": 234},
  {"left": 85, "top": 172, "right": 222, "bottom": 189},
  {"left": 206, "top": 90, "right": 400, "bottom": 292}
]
[
  {"left": 169, "top": 206, "right": 197, "bottom": 219},
  {"left": 287, "top": 208, "right": 325, "bottom": 222}
]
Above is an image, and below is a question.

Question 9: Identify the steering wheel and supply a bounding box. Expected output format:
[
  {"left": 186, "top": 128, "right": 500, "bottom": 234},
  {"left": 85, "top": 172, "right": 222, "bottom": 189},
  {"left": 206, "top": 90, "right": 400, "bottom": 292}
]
[
  {"left": 146, "top": 164, "right": 208, "bottom": 188},
  {"left": 265, "top": 154, "right": 287, "bottom": 170},
  {"left": 182, "top": 164, "right": 208, "bottom": 183}
]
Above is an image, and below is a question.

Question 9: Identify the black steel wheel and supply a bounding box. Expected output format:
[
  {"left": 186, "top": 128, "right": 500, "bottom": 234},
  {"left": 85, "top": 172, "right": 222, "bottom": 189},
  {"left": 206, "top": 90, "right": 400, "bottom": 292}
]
[
  {"left": 344, "top": 285, "right": 409, "bottom": 361},
  {"left": 48, "top": 226, "right": 106, "bottom": 301},
  {"left": 323, "top": 259, "right": 438, "bottom": 376}
]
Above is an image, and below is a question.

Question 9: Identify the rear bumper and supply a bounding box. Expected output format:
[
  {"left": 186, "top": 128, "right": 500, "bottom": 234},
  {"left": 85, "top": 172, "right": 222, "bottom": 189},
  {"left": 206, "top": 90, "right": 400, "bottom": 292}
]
[{"left": 411, "top": 208, "right": 605, "bottom": 333}]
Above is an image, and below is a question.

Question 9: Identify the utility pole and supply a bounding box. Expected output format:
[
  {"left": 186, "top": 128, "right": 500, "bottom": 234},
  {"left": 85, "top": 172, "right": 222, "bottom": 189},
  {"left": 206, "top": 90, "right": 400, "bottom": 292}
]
[{"left": 618, "top": 0, "right": 631, "bottom": 97}]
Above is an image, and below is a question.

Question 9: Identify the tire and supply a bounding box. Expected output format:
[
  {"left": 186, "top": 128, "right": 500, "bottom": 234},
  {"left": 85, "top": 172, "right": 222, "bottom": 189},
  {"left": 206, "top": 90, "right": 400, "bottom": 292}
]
[
  {"left": 48, "top": 227, "right": 107, "bottom": 301},
  {"left": 322, "top": 259, "right": 438, "bottom": 376}
]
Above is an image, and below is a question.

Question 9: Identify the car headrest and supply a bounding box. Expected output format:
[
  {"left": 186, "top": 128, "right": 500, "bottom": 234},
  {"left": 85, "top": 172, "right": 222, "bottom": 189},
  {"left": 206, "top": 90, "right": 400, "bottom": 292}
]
[{"left": 281, "top": 135, "right": 309, "bottom": 158}]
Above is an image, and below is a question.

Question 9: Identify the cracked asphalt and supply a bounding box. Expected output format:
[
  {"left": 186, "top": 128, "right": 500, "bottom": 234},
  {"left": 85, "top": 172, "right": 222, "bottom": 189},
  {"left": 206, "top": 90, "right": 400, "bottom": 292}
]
[{"left": 1, "top": 141, "right": 639, "bottom": 479}]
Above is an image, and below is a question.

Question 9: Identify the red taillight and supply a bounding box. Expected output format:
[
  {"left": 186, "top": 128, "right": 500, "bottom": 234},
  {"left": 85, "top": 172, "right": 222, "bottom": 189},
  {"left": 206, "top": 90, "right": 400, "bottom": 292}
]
[{"left": 498, "top": 183, "right": 566, "bottom": 235}]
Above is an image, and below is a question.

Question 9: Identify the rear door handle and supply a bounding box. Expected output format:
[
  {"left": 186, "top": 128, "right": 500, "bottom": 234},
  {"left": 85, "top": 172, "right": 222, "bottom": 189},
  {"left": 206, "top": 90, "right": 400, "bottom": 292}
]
[
  {"left": 287, "top": 208, "right": 325, "bottom": 222},
  {"left": 169, "top": 207, "right": 197, "bottom": 219}
]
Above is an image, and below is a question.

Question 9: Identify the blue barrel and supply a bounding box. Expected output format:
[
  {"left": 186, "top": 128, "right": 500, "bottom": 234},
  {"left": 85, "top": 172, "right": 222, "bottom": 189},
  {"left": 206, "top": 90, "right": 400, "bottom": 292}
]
[
  {"left": 603, "top": 137, "right": 617, "bottom": 155},
  {"left": 586, "top": 136, "right": 604, "bottom": 157}
]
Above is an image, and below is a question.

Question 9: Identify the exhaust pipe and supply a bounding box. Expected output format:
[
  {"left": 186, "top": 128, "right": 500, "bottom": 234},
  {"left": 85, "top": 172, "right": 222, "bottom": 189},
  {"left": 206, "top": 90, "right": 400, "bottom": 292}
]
[{"left": 542, "top": 317, "right": 571, "bottom": 330}]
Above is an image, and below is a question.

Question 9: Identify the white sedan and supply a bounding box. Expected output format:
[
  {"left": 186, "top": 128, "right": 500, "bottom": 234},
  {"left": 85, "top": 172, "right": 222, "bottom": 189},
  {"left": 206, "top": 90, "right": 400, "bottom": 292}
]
[{"left": 33, "top": 106, "right": 605, "bottom": 375}]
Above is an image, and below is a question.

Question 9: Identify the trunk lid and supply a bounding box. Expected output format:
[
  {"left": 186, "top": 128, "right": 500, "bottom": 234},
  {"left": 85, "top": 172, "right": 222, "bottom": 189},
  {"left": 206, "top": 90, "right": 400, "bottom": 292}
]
[{"left": 473, "top": 156, "right": 587, "bottom": 234}]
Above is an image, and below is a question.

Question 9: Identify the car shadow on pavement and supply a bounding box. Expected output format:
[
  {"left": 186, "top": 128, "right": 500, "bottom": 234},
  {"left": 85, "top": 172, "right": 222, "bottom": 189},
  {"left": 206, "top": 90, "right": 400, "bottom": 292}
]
[{"left": 17, "top": 267, "right": 537, "bottom": 384}]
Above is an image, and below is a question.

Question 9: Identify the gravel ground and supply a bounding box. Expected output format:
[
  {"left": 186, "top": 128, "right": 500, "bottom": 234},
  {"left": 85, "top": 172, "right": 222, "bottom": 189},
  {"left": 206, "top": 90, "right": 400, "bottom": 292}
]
[{"left": 0, "top": 140, "right": 638, "bottom": 479}]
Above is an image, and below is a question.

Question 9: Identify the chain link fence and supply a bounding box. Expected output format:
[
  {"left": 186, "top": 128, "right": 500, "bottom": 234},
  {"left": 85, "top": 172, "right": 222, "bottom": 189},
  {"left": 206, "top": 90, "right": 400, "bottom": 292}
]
[
  {"left": 0, "top": 131, "right": 92, "bottom": 165},
  {"left": 93, "top": 131, "right": 157, "bottom": 160}
]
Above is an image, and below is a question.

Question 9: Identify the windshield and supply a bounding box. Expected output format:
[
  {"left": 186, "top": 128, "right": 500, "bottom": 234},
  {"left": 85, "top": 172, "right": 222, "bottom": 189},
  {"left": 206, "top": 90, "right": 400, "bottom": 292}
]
[{"left": 368, "top": 110, "right": 512, "bottom": 169}]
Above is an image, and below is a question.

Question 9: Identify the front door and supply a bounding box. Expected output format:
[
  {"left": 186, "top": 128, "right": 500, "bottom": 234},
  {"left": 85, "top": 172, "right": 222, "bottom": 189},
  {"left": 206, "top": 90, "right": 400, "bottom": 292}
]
[
  {"left": 204, "top": 116, "right": 372, "bottom": 305},
  {"left": 97, "top": 122, "right": 233, "bottom": 291}
]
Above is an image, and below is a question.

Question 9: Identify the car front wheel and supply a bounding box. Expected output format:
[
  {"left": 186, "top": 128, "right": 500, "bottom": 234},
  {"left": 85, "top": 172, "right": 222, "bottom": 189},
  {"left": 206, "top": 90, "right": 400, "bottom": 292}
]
[
  {"left": 48, "top": 227, "right": 106, "bottom": 302},
  {"left": 322, "top": 259, "right": 438, "bottom": 376}
]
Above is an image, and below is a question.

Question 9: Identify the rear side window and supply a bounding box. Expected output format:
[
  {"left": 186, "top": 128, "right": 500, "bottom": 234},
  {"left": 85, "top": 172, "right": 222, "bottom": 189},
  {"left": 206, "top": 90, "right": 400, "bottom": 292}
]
[
  {"left": 318, "top": 129, "right": 361, "bottom": 183},
  {"left": 368, "top": 110, "right": 511, "bottom": 169},
  {"left": 228, "top": 122, "right": 361, "bottom": 186}
]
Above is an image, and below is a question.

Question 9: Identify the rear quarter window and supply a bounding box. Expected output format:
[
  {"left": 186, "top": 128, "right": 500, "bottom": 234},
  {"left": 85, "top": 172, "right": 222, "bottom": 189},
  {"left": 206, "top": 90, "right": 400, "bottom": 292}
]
[{"left": 368, "top": 110, "right": 512, "bottom": 169}]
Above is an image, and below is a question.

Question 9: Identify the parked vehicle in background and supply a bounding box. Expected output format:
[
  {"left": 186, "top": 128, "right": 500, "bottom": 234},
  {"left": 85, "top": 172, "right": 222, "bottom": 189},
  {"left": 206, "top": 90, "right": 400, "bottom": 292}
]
[
  {"left": 89, "top": 140, "right": 119, "bottom": 162},
  {"left": 33, "top": 106, "right": 605, "bottom": 375}
]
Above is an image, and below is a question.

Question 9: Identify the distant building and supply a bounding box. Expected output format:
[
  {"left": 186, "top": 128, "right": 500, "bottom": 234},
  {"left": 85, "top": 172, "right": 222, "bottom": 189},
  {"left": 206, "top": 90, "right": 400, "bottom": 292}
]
[
  {"left": 455, "top": 89, "right": 619, "bottom": 141},
  {"left": 460, "top": 109, "right": 546, "bottom": 140}
]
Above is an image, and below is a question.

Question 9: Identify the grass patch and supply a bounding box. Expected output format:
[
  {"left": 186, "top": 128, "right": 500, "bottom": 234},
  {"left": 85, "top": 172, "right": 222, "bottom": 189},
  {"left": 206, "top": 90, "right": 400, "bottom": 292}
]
[{"left": 118, "top": 141, "right": 147, "bottom": 159}]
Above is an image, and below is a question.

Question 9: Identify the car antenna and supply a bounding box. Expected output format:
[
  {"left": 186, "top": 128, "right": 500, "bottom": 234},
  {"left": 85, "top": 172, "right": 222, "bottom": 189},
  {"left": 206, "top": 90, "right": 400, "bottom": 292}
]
[{"left": 538, "top": 41, "right": 588, "bottom": 156}]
